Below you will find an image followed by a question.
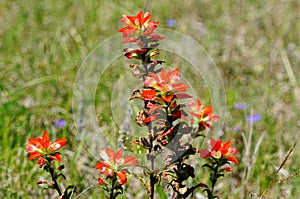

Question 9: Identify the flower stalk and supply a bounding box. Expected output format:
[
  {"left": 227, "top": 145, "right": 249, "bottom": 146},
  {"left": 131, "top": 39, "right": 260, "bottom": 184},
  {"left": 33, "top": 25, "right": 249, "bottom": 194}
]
[
  {"left": 26, "top": 131, "right": 74, "bottom": 199},
  {"left": 118, "top": 10, "right": 237, "bottom": 199}
]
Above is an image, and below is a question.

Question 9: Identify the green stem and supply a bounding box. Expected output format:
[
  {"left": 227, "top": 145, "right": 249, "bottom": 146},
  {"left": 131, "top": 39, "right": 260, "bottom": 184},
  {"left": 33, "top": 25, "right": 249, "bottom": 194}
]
[
  {"left": 208, "top": 162, "right": 220, "bottom": 199},
  {"left": 211, "top": 166, "right": 218, "bottom": 194},
  {"left": 149, "top": 172, "right": 155, "bottom": 199},
  {"left": 48, "top": 163, "right": 62, "bottom": 196},
  {"left": 109, "top": 177, "right": 117, "bottom": 199},
  {"left": 141, "top": 44, "right": 156, "bottom": 199},
  {"left": 147, "top": 135, "right": 155, "bottom": 199}
]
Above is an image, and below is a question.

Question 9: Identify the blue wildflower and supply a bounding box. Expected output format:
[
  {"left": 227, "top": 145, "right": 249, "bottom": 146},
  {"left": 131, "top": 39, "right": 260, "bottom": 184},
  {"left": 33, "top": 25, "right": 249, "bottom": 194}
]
[
  {"left": 234, "top": 103, "right": 248, "bottom": 110},
  {"left": 232, "top": 127, "right": 241, "bottom": 132},
  {"left": 247, "top": 113, "right": 261, "bottom": 123},
  {"left": 166, "top": 19, "right": 176, "bottom": 27},
  {"left": 54, "top": 119, "right": 66, "bottom": 128}
]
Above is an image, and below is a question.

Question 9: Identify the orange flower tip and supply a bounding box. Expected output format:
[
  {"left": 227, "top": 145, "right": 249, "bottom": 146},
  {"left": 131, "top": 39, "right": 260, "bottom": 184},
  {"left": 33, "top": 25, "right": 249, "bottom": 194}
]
[
  {"left": 28, "top": 152, "right": 43, "bottom": 160},
  {"left": 162, "top": 94, "right": 174, "bottom": 103},
  {"left": 96, "top": 161, "right": 111, "bottom": 169},
  {"left": 227, "top": 157, "right": 239, "bottom": 165},
  {"left": 116, "top": 170, "right": 127, "bottom": 185},
  {"left": 50, "top": 153, "right": 62, "bottom": 162}
]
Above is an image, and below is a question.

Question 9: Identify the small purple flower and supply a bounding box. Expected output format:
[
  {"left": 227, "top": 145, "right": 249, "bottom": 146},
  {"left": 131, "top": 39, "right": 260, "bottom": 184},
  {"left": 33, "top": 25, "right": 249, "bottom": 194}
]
[
  {"left": 166, "top": 19, "right": 176, "bottom": 27},
  {"left": 247, "top": 113, "right": 261, "bottom": 123},
  {"left": 233, "top": 127, "right": 241, "bottom": 132},
  {"left": 234, "top": 103, "right": 248, "bottom": 110},
  {"left": 54, "top": 119, "right": 66, "bottom": 129}
]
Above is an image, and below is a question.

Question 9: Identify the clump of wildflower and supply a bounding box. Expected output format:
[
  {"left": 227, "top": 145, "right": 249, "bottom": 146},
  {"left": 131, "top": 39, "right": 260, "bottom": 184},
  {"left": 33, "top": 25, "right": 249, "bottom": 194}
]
[
  {"left": 118, "top": 10, "right": 239, "bottom": 199},
  {"left": 26, "top": 131, "right": 73, "bottom": 198},
  {"left": 95, "top": 147, "right": 138, "bottom": 198}
]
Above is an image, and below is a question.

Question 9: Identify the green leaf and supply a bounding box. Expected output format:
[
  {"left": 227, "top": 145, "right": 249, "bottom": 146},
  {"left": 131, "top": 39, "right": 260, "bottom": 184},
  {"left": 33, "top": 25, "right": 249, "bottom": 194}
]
[{"left": 156, "top": 185, "right": 168, "bottom": 199}]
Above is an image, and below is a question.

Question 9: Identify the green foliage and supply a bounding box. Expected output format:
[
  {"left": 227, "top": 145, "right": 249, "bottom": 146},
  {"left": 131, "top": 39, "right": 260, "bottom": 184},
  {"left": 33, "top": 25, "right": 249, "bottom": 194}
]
[{"left": 156, "top": 185, "right": 168, "bottom": 199}]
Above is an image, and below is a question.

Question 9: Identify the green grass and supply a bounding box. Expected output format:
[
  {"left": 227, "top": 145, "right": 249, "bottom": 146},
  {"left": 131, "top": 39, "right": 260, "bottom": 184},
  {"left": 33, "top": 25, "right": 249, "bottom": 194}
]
[{"left": 1, "top": 0, "right": 299, "bottom": 198}]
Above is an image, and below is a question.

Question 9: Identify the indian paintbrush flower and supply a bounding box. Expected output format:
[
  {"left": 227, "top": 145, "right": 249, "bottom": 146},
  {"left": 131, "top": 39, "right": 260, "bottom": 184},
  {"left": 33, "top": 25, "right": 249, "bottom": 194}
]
[
  {"left": 96, "top": 147, "right": 138, "bottom": 185},
  {"left": 26, "top": 131, "right": 67, "bottom": 167},
  {"left": 118, "top": 10, "right": 239, "bottom": 199},
  {"left": 143, "top": 68, "right": 190, "bottom": 103},
  {"left": 188, "top": 99, "right": 220, "bottom": 131},
  {"left": 199, "top": 138, "right": 239, "bottom": 165},
  {"left": 118, "top": 10, "right": 164, "bottom": 45}
]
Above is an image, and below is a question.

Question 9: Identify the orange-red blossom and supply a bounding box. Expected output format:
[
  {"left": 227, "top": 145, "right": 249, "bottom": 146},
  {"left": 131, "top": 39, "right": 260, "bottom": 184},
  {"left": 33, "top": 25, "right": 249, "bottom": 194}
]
[
  {"left": 188, "top": 98, "right": 220, "bottom": 130},
  {"left": 199, "top": 138, "right": 239, "bottom": 165},
  {"left": 26, "top": 131, "right": 67, "bottom": 167},
  {"left": 142, "top": 68, "right": 191, "bottom": 103},
  {"left": 118, "top": 10, "right": 164, "bottom": 44},
  {"left": 96, "top": 147, "right": 138, "bottom": 185}
]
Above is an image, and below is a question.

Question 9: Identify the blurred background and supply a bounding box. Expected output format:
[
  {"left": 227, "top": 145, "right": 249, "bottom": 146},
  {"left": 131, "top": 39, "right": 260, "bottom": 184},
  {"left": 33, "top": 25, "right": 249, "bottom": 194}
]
[{"left": 0, "top": 0, "right": 299, "bottom": 198}]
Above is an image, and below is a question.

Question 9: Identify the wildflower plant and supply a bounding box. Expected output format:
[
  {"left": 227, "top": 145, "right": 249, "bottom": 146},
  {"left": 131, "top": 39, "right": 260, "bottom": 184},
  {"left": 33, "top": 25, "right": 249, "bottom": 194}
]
[
  {"left": 118, "top": 10, "right": 239, "bottom": 199},
  {"left": 26, "top": 131, "right": 74, "bottom": 198},
  {"left": 199, "top": 138, "right": 239, "bottom": 198},
  {"left": 95, "top": 147, "right": 138, "bottom": 198}
]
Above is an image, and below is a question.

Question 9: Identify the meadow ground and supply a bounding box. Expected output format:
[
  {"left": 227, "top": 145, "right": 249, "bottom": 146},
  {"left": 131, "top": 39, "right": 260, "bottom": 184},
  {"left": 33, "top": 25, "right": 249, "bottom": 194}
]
[{"left": 0, "top": 0, "right": 299, "bottom": 198}]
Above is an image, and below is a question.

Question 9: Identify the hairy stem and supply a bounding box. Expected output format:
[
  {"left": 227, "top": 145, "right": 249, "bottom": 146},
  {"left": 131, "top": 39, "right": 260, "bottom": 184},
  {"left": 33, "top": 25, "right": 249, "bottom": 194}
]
[
  {"left": 109, "top": 177, "right": 117, "bottom": 199},
  {"left": 48, "top": 163, "right": 62, "bottom": 196},
  {"left": 208, "top": 163, "right": 220, "bottom": 199}
]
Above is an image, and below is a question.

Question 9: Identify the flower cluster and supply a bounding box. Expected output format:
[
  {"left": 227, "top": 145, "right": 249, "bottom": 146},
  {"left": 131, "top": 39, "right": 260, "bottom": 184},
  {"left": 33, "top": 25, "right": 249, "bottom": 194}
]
[
  {"left": 118, "top": 10, "right": 164, "bottom": 46},
  {"left": 188, "top": 98, "right": 220, "bottom": 131},
  {"left": 25, "top": 10, "right": 239, "bottom": 199},
  {"left": 26, "top": 131, "right": 74, "bottom": 199},
  {"left": 26, "top": 131, "right": 67, "bottom": 168},
  {"left": 143, "top": 68, "right": 190, "bottom": 103},
  {"left": 199, "top": 139, "right": 238, "bottom": 198},
  {"left": 199, "top": 138, "right": 239, "bottom": 166},
  {"left": 96, "top": 147, "right": 138, "bottom": 185},
  {"left": 119, "top": 10, "right": 232, "bottom": 199}
]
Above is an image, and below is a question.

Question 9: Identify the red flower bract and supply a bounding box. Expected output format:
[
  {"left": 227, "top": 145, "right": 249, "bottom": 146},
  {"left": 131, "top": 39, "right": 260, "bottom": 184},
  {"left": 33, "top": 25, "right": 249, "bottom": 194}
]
[
  {"left": 26, "top": 131, "right": 67, "bottom": 164},
  {"left": 97, "top": 177, "right": 105, "bottom": 185},
  {"left": 118, "top": 10, "right": 164, "bottom": 44},
  {"left": 188, "top": 98, "right": 220, "bottom": 130},
  {"left": 96, "top": 147, "right": 138, "bottom": 185},
  {"left": 121, "top": 11, "right": 152, "bottom": 28},
  {"left": 199, "top": 138, "right": 238, "bottom": 165},
  {"left": 141, "top": 89, "right": 157, "bottom": 101},
  {"left": 144, "top": 68, "right": 189, "bottom": 103}
]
